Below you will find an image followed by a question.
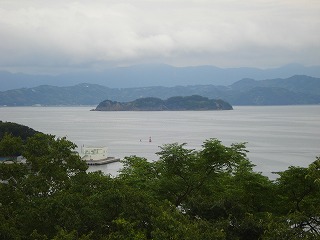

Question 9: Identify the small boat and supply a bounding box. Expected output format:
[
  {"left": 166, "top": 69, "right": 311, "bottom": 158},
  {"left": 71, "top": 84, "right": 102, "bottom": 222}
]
[{"left": 80, "top": 146, "right": 120, "bottom": 165}]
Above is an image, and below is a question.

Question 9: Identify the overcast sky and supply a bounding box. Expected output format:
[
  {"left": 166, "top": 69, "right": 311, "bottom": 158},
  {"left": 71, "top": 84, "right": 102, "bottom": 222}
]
[{"left": 0, "top": 0, "right": 319, "bottom": 73}]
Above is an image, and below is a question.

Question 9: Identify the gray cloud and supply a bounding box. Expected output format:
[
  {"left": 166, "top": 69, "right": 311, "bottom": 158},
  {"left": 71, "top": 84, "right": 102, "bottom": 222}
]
[{"left": 0, "top": 0, "right": 319, "bottom": 73}]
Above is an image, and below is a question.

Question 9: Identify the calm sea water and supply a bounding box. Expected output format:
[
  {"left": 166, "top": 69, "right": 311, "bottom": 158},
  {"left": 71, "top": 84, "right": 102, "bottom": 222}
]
[{"left": 1, "top": 105, "right": 319, "bottom": 179}]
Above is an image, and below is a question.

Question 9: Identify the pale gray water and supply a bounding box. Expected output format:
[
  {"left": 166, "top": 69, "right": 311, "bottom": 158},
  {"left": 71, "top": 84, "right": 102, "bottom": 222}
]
[{"left": 1, "top": 105, "right": 319, "bottom": 179}]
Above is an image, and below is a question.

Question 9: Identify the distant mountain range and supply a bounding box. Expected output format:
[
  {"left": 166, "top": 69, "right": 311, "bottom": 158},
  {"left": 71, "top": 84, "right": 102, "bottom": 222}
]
[
  {"left": 0, "top": 75, "right": 319, "bottom": 106},
  {"left": 1, "top": 63, "right": 320, "bottom": 91}
]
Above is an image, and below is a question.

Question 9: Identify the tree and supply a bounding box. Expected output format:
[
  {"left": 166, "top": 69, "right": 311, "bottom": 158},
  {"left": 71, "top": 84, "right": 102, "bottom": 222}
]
[
  {"left": 153, "top": 139, "right": 249, "bottom": 208},
  {"left": 119, "top": 139, "right": 275, "bottom": 239},
  {"left": 1, "top": 129, "right": 320, "bottom": 239},
  {"left": 22, "top": 133, "right": 88, "bottom": 194},
  {"left": 273, "top": 161, "right": 320, "bottom": 238},
  {"left": 0, "top": 121, "right": 39, "bottom": 141},
  {"left": 0, "top": 133, "right": 23, "bottom": 158},
  {"left": 0, "top": 133, "right": 88, "bottom": 239}
]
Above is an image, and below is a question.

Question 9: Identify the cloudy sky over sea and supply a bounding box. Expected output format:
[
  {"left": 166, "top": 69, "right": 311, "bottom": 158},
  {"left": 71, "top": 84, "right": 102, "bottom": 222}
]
[{"left": 0, "top": 0, "right": 319, "bottom": 73}]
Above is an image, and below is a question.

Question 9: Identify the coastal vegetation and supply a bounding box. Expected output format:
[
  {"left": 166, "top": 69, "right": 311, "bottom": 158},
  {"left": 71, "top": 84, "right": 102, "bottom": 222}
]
[
  {"left": 93, "top": 95, "right": 233, "bottom": 111},
  {"left": 0, "top": 123, "right": 320, "bottom": 239},
  {"left": 0, "top": 121, "right": 39, "bottom": 141},
  {"left": 0, "top": 121, "right": 39, "bottom": 157}
]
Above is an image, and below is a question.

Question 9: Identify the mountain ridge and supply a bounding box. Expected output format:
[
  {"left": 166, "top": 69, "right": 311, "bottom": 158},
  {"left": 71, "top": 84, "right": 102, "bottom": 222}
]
[
  {"left": 0, "top": 75, "right": 319, "bottom": 106},
  {"left": 1, "top": 64, "right": 320, "bottom": 91}
]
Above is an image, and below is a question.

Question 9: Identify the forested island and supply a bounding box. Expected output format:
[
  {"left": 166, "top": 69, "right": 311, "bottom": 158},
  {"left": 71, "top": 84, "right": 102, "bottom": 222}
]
[
  {"left": 93, "top": 95, "right": 233, "bottom": 111},
  {"left": 0, "top": 122, "right": 320, "bottom": 239}
]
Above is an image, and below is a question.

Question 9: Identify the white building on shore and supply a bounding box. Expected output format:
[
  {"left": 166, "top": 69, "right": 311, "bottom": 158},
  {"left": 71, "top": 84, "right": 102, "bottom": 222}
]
[{"left": 80, "top": 146, "right": 120, "bottom": 165}]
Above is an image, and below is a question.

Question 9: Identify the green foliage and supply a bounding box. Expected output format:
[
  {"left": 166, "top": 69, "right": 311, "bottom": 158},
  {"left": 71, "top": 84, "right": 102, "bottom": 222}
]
[
  {"left": 165, "top": 95, "right": 232, "bottom": 110},
  {"left": 1, "top": 129, "right": 320, "bottom": 239},
  {"left": 0, "top": 133, "right": 89, "bottom": 239},
  {"left": 95, "top": 95, "right": 233, "bottom": 111},
  {"left": 0, "top": 121, "right": 39, "bottom": 157},
  {"left": 0, "top": 133, "right": 23, "bottom": 157},
  {"left": 273, "top": 163, "right": 320, "bottom": 238},
  {"left": 133, "top": 97, "right": 164, "bottom": 108},
  {"left": 0, "top": 121, "right": 39, "bottom": 141}
]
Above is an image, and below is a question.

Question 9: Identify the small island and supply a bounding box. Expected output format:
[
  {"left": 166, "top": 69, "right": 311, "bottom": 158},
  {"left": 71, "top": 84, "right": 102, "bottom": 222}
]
[{"left": 93, "top": 95, "right": 233, "bottom": 111}]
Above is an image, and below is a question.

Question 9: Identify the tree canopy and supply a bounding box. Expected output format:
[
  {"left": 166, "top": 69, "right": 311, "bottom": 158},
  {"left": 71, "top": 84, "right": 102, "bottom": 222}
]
[
  {"left": 0, "top": 121, "right": 39, "bottom": 157},
  {"left": 0, "top": 131, "right": 319, "bottom": 239}
]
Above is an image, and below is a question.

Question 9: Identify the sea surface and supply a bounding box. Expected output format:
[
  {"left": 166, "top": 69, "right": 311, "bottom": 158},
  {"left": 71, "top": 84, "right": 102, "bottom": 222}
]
[{"left": 1, "top": 105, "right": 319, "bottom": 179}]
